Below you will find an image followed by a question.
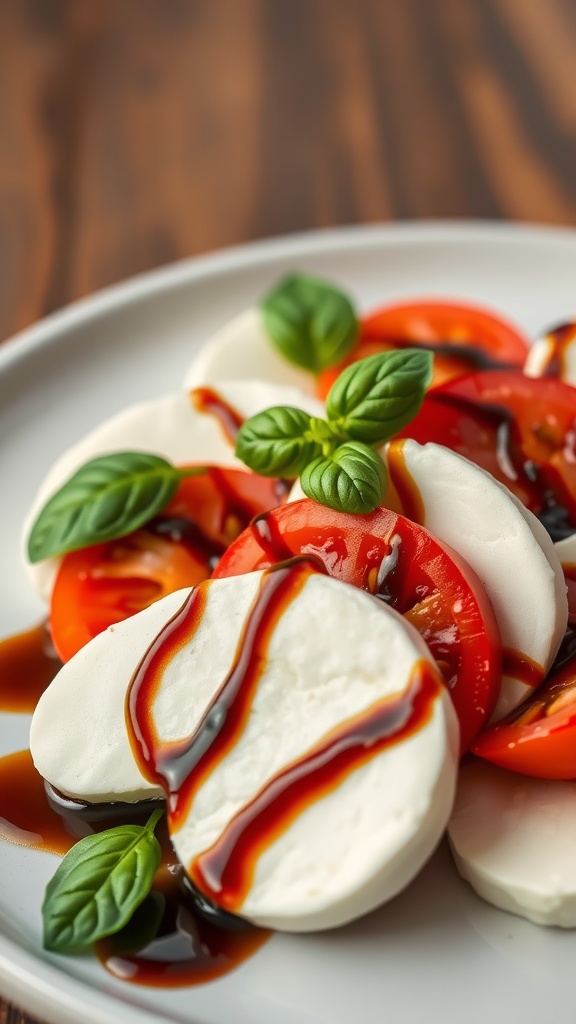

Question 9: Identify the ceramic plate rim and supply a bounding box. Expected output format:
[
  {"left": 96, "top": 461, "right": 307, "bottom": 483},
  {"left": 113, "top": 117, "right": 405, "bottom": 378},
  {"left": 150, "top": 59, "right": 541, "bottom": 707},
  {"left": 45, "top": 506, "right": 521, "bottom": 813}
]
[{"left": 2, "top": 219, "right": 576, "bottom": 1024}]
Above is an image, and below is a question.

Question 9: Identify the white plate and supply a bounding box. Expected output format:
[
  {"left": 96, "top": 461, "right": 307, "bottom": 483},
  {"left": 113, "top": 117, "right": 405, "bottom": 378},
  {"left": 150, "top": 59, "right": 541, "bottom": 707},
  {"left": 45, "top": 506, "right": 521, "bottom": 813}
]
[{"left": 2, "top": 222, "right": 576, "bottom": 1024}]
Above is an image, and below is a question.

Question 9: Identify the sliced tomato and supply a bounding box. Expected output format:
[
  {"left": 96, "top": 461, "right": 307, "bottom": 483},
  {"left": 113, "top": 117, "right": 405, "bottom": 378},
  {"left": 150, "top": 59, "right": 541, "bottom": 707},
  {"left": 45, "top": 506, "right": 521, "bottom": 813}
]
[
  {"left": 317, "top": 300, "right": 529, "bottom": 397},
  {"left": 473, "top": 644, "right": 576, "bottom": 778},
  {"left": 399, "top": 369, "right": 576, "bottom": 538},
  {"left": 212, "top": 499, "right": 502, "bottom": 753},
  {"left": 50, "top": 467, "right": 283, "bottom": 662}
]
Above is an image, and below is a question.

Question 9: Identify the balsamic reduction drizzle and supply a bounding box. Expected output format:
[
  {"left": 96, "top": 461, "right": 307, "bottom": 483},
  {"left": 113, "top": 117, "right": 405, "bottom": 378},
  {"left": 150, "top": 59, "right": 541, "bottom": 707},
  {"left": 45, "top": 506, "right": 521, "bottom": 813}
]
[
  {"left": 0, "top": 750, "right": 268, "bottom": 986},
  {"left": 0, "top": 621, "right": 62, "bottom": 713},
  {"left": 128, "top": 558, "right": 441, "bottom": 914}
]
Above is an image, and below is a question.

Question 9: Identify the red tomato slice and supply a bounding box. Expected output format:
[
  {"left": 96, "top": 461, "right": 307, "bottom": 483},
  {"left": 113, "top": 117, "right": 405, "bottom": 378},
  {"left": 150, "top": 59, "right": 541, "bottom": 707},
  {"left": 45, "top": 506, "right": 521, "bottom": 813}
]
[
  {"left": 50, "top": 467, "right": 283, "bottom": 662},
  {"left": 212, "top": 499, "right": 502, "bottom": 754},
  {"left": 473, "top": 641, "right": 576, "bottom": 779},
  {"left": 317, "top": 300, "right": 529, "bottom": 397},
  {"left": 399, "top": 369, "right": 576, "bottom": 538}
]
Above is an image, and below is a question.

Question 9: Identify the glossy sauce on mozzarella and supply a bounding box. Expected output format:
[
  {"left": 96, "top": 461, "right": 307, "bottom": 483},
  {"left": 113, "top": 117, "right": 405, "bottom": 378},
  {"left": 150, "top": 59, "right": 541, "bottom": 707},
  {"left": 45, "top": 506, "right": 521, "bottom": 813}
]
[
  {"left": 127, "top": 560, "right": 443, "bottom": 914},
  {"left": 215, "top": 500, "right": 501, "bottom": 753},
  {"left": 190, "top": 386, "right": 245, "bottom": 443}
]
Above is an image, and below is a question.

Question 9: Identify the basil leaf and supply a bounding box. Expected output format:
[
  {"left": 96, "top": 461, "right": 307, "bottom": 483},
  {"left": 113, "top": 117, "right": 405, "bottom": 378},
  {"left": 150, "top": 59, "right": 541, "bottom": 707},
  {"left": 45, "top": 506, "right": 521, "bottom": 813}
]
[
  {"left": 28, "top": 452, "right": 202, "bottom": 562},
  {"left": 235, "top": 407, "right": 320, "bottom": 477},
  {"left": 300, "top": 441, "right": 386, "bottom": 514},
  {"left": 261, "top": 273, "right": 358, "bottom": 373},
  {"left": 326, "top": 349, "right": 434, "bottom": 443},
  {"left": 42, "top": 809, "right": 164, "bottom": 953}
]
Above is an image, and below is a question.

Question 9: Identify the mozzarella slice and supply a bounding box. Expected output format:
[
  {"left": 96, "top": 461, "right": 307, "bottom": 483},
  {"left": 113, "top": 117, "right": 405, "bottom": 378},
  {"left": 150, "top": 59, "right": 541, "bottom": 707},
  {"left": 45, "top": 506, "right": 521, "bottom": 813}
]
[
  {"left": 23, "top": 380, "right": 324, "bottom": 602},
  {"left": 141, "top": 568, "right": 459, "bottom": 932},
  {"left": 523, "top": 321, "right": 576, "bottom": 386},
  {"left": 382, "top": 439, "right": 567, "bottom": 719},
  {"left": 183, "top": 308, "right": 315, "bottom": 394},
  {"left": 448, "top": 758, "right": 576, "bottom": 927},
  {"left": 30, "top": 568, "right": 459, "bottom": 932}
]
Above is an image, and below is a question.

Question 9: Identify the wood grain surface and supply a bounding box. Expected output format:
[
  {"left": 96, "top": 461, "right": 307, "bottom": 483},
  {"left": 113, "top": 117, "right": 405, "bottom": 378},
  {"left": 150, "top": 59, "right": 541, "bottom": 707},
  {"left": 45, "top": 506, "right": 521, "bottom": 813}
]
[{"left": 1, "top": 0, "right": 576, "bottom": 1021}]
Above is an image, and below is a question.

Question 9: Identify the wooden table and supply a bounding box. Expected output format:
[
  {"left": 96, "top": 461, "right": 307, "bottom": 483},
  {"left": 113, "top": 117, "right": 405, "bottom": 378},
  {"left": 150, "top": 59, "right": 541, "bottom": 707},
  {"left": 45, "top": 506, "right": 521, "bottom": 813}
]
[{"left": 1, "top": 0, "right": 576, "bottom": 1020}]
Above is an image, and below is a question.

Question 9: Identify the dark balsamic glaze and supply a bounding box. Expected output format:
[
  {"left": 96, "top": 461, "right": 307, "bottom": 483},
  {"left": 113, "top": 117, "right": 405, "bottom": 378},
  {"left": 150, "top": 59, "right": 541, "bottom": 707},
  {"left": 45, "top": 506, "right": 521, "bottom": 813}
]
[
  {"left": 127, "top": 558, "right": 442, "bottom": 914},
  {"left": 0, "top": 750, "right": 75, "bottom": 854},
  {"left": 388, "top": 339, "right": 517, "bottom": 373},
  {"left": 358, "top": 333, "right": 519, "bottom": 375},
  {"left": 502, "top": 648, "right": 544, "bottom": 689},
  {"left": 386, "top": 443, "right": 425, "bottom": 525},
  {"left": 0, "top": 621, "right": 61, "bottom": 713},
  {"left": 150, "top": 516, "right": 225, "bottom": 571},
  {"left": 190, "top": 387, "right": 244, "bottom": 444},
  {"left": 95, "top": 818, "right": 268, "bottom": 987},
  {"left": 534, "top": 494, "right": 576, "bottom": 543},
  {"left": 192, "top": 660, "right": 440, "bottom": 912},
  {"left": 249, "top": 512, "right": 295, "bottom": 565},
  {"left": 242, "top": 508, "right": 466, "bottom": 695},
  {"left": 0, "top": 751, "right": 268, "bottom": 986}
]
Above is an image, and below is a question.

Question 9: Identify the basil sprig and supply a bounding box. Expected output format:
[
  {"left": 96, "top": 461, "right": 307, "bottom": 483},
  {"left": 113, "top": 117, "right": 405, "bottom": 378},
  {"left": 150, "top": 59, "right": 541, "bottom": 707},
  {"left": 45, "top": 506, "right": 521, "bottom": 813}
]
[
  {"left": 327, "top": 349, "right": 433, "bottom": 442},
  {"left": 261, "top": 273, "right": 358, "bottom": 373},
  {"left": 28, "top": 452, "right": 206, "bottom": 563},
  {"left": 42, "top": 808, "right": 164, "bottom": 953},
  {"left": 235, "top": 348, "right": 433, "bottom": 514}
]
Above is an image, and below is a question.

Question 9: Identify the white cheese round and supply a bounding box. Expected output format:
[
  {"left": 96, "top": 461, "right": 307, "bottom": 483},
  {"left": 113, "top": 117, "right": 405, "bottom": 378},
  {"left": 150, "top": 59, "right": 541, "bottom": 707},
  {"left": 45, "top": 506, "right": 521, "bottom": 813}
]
[
  {"left": 150, "top": 571, "right": 459, "bottom": 931},
  {"left": 382, "top": 440, "right": 567, "bottom": 719},
  {"left": 183, "top": 308, "right": 315, "bottom": 394},
  {"left": 23, "top": 380, "right": 324, "bottom": 602},
  {"left": 448, "top": 758, "right": 576, "bottom": 927}
]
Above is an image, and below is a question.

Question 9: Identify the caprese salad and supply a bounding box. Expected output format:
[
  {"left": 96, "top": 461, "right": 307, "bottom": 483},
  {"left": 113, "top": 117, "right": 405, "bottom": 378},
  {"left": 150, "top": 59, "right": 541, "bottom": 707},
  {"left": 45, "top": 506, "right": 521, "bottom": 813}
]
[{"left": 3, "top": 271, "right": 576, "bottom": 985}]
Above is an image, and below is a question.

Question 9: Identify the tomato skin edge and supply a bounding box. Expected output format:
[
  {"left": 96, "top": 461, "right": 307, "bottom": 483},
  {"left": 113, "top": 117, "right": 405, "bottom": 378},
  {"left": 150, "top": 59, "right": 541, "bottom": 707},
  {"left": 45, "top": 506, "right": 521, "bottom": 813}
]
[
  {"left": 472, "top": 710, "right": 576, "bottom": 780},
  {"left": 473, "top": 650, "right": 576, "bottom": 780},
  {"left": 316, "top": 299, "right": 530, "bottom": 398}
]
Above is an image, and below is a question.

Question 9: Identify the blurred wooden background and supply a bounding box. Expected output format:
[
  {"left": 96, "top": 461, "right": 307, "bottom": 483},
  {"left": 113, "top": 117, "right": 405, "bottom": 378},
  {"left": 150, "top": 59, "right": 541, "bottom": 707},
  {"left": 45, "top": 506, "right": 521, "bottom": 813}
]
[
  {"left": 1, "top": 0, "right": 576, "bottom": 349},
  {"left": 1, "top": 0, "right": 576, "bottom": 1019}
]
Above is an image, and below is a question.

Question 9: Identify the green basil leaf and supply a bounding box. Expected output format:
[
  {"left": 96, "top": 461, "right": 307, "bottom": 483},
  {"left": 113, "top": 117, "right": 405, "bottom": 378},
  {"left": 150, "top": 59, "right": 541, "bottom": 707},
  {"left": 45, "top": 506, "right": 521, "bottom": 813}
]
[
  {"left": 326, "top": 349, "right": 434, "bottom": 443},
  {"left": 261, "top": 273, "right": 358, "bottom": 373},
  {"left": 42, "top": 809, "right": 164, "bottom": 953},
  {"left": 235, "top": 406, "right": 321, "bottom": 477},
  {"left": 300, "top": 441, "right": 386, "bottom": 514},
  {"left": 28, "top": 452, "right": 202, "bottom": 562}
]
